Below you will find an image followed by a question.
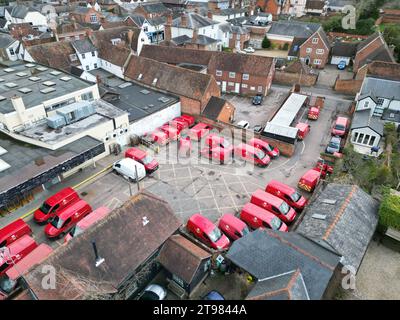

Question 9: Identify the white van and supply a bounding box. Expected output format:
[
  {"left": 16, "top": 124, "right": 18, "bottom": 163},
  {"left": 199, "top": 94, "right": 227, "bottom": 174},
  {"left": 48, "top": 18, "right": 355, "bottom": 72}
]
[{"left": 113, "top": 158, "right": 146, "bottom": 182}]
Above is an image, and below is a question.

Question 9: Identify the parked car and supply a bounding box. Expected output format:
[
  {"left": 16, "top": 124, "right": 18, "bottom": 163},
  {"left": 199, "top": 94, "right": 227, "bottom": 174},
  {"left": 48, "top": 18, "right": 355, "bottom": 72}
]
[
  {"left": 44, "top": 200, "right": 92, "bottom": 239},
  {"left": 250, "top": 189, "right": 297, "bottom": 223},
  {"left": 337, "top": 60, "right": 346, "bottom": 70},
  {"left": 64, "top": 207, "right": 111, "bottom": 243},
  {"left": 252, "top": 94, "right": 263, "bottom": 105},
  {"left": 178, "top": 135, "right": 192, "bottom": 157},
  {"left": 298, "top": 169, "right": 321, "bottom": 192},
  {"left": 187, "top": 214, "right": 230, "bottom": 250},
  {"left": 0, "top": 235, "right": 38, "bottom": 276},
  {"left": 236, "top": 120, "right": 250, "bottom": 129},
  {"left": 244, "top": 47, "right": 255, "bottom": 53},
  {"left": 204, "top": 134, "right": 232, "bottom": 149},
  {"left": 234, "top": 143, "right": 271, "bottom": 167},
  {"left": 326, "top": 136, "right": 342, "bottom": 154},
  {"left": 200, "top": 146, "right": 233, "bottom": 164},
  {"left": 125, "top": 147, "right": 159, "bottom": 174},
  {"left": 160, "top": 124, "right": 180, "bottom": 140},
  {"left": 218, "top": 214, "right": 250, "bottom": 241},
  {"left": 240, "top": 203, "right": 288, "bottom": 232},
  {"left": 139, "top": 284, "right": 167, "bottom": 300},
  {"left": 113, "top": 158, "right": 146, "bottom": 182},
  {"left": 0, "top": 219, "right": 32, "bottom": 248},
  {"left": 189, "top": 123, "right": 213, "bottom": 141},
  {"left": 316, "top": 159, "right": 334, "bottom": 175},
  {"left": 175, "top": 115, "right": 195, "bottom": 127},
  {"left": 248, "top": 138, "right": 279, "bottom": 158},
  {"left": 265, "top": 180, "right": 307, "bottom": 211},
  {"left": 253, "top": 125, "right": 263, "bottom": 134},
  {"left": 150, "top": 129, "right": 168, "bottom": 146},
  {"left": 34, "top": 187, "right": 80, "bottom": 224},
  {"left": 331, "top": 116, "right": 349, "bottom": 137},
  {"left": 307, "top": 107, "right": 320, "bottom": 120},
  {"left": 0, "top": 244, "right": 52, "bottom": 300},
  {"left": 203, "top": 290, "right": 225, "bottom": 300},
  {"left": 295, "top": 122, "right": 310, "bottom": 140}
]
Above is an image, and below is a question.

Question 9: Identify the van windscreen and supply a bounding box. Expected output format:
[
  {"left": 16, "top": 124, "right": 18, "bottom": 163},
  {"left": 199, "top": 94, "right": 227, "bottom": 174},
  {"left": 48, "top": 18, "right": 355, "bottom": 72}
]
[
  {"left": 0, "top": 275, "right": 16, "bottom": 294},
  {"left": 142, "top": 155, "right": 153, "bottom": 165},
  {"left": 208, "top": 227, "right": 222, "bottom": 243},
  {"left": 255, "top": 149, "right": 266, "bottom": 160},
  {"left": 50, "top": 216, "right": 64, "bottom": 229},
  {"left": 279, "top": 202, "right": 290, "bottom": 215},
  {"left": 290, "top": 192, "right": 301, "bottom": 202},
  {"left": 334, "top": 124, "right": 345, "bottom": 131},
  {"left": 270, "top": 217, "right": 282, "bottom": 231},
  {"left": 40, "top": 202, "right": 52, "bottom": 214}
]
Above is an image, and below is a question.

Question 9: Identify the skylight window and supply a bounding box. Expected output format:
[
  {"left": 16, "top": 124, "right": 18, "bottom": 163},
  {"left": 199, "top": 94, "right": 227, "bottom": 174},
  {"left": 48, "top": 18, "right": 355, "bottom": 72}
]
[
  {"left": 140, "top": 89, "right": 150, "bottom": 95},
  {"left": 60, "top": 76, "right": 71, "bottom": 82},
  {"left": 0, "top": 159, "right": 11, "bottom": 173},
  {"left": 0, "top": 95, "right": 6, "bottom": 101},
  {"left": 40, "top": 87, "right": 56, "bottom": 94},
  {"left": 0, "top": 78, "right": 4, "bottom": 82},
  {"left": 25, "top": 63, "right": 36, "bottom": 68},
  {"left": 118, "top": 82, "right": 132, "bottom": 89},
  {"left": 16, "top": 72, "right": 28, "bottom": 77},
  {"left": 36, "top": 66, "right": 48, "bottom": 72},
  {"left": 50, "top": 71, "right": 62, "bottom": 76},
  {"left": 3, "top": 68, "right": 15, "bottom": 73},
  {"left": 18, "top": 87, "right": 32, "bottom": 94},
  {"left": 5, "top": 82, "right": 17, "bottom": 88},
  {"left": 29, "top": 77, "right": 41, "bottom": 82},
  {"left": 138, "top": 74, "right": 143, "bottom": 80},
  {"left": 43, "top": 81, "right": 56, "bottom": 87}
]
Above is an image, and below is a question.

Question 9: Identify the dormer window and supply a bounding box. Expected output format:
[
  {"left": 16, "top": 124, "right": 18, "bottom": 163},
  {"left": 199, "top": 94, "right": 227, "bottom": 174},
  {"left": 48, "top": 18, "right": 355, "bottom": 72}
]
[{"left": 111, "top": 38, "right": 121, "bottom": 45}]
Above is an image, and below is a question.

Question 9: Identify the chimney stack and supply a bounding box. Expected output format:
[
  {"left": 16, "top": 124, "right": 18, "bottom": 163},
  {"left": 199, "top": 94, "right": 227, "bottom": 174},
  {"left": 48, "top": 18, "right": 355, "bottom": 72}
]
[
  {"left": 192, "top": 28, "right": 198, "bottom": 43},
  {"left": 11, "top": 96, "right": 28, "bottom": 124},
  {"left": 92, "top": 241, "right": 105, "bottom": 267},
  {"left": 207, "top": 10, "right": 213, "bottom": 20},
  {"left": 165, "top": 13, "right": 172, "bottom": 41},
  {"left": 181, "top": 13, "right": 188, "bottom": 27},
  {"left": 127, "top": 28, "right": 134, "bottom": 47}
]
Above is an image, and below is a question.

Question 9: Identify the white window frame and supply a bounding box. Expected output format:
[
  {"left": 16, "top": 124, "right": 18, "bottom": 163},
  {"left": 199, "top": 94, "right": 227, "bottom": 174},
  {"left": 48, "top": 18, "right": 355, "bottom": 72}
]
[
  {"left": 242, "top": 73, "right": 249, "bottom": 80},
  {"left": 312, "top": 37, "right": 318, "bottom": 44},
  {"left": 216, "top": 70, "right": 222, "bottom": 76},
  {"left": 313, "top": 59, "right": 322, "bottom": 65},
  {"left": 316, "top": 49, "right": 324, "bottom": 55},
  {"left": 306, "top": 47, "right": 312, "bottom": 53},
  {"left": 229, "top": 72, "right": 236, "bottom": 78}
]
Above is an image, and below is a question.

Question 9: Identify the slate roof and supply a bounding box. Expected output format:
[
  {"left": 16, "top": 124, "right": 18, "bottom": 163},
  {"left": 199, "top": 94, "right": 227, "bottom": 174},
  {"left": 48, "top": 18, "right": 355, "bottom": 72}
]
[
  {"left": 296, "top": 184, "right": 379, "bottom": 272},
  {"left": 126, "top": 14, "right": 146, "bottom": 27},
  {"left": 331, "top": 42, "right": 357, "bottom": 58},
  {"left": 351, "top": 109, "right": 384, "bottom": 136},
  {"left": 202, "top": 96, "right": 228, "bottom": 120},
  {"left": 170, "top": 34, "right": 191, "bottom": 45},
  {"left": 231, "top": 25, "right": 249, "bottom": 35},
  {"left": 0, "top": 18, "right": 6, "bottom": 29},
  {"left": 157, "top": 234, "right": 211, "bottom": 284},
  {"left": 124, "top": 55, "right": 217, "bottom": 101},
  {"left": 246, "top": 269, "right": 310, "bottom": 300},
  {"left": 172, "top": 12, "right": 219, "bottom": 29},
  {"left": 267, "top": 21, "right": 321, "bottom": 38},
  {"left": 382, "top": 108, "right": 400, "bottom": 123},
  {"left": 226, "top": 229, "right": 341, "bottom": 300},
  {"left": 73, "top": 6, "right": 91, "bottom": 15},
  {"left": 10, "top": 5, "right": 37, "bottom": 19},
  {"left": 23, "top": 191, "right": 182, "bottom": 300},
  {"left": 172, "top": 34, "right": 218, "bottom": 46},
  {"left": 71, "top": 38, "right": 97, "bottom": 54},
  {"left": 288, "top": 37, "right": 307, "bottom": 57},
  {"left": 0, "top": 32, "right": 16, "bottom": 48},
  {"left": 360, "top": 77, "right": 400, "bottom": 100},
  {"left": 137, "top": 2, "right": 170, "bottom": 14}
]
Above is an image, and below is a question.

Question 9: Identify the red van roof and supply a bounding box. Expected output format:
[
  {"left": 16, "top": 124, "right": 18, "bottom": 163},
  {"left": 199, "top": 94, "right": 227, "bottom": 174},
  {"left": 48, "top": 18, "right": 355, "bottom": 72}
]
[
  {"left": 242, "top": 203, "right": 276, "bottom": 223},
  {"left": 0, "top": 219, "right": 29, "bottom": 245},
  {"left": 57, "top": 200, "right": 91, "bottom": 220},
  {"left": 220, "top": 214, "right": 247, "bottom": 230},
  {"left": 188, "top": 214, "right": 215, "bottom": 234},
  {"left": 301, "top": 169, "right": 321, "bottom": 183},
  {"left": 248, "top": 138, "right": 269, "bottom": 148},
  {"left": 252, "top": 189, "right": 284, "bottom": 208},
  {"left": 125, "top": 147, "right": 146, "bottom": 160},
  {"left": 0, "top": 235, "right": 37, "bottom": 265},
  {"left": 76, "top": 207, "right": 110, "bottom": 230},
  {"left": 335, "top": 116, "right": 348, "bottom": 125},
  {"left": 235, "top": 143, "right": 260, "bottom": 154},
  {"left": 45, "top": 187, "right": 77, "bottom": 207},
  {"left": 267, "top": 180, "right": 296, "bottom": 195},
  {"left": 5, "top": 244, "right": 53, "bottom": 281}
]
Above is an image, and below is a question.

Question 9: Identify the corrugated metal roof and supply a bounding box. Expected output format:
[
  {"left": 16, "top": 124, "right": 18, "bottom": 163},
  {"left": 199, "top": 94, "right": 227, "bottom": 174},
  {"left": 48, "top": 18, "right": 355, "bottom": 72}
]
[{"left": 270, "top": 93, "right": 308, "bottom": 127}]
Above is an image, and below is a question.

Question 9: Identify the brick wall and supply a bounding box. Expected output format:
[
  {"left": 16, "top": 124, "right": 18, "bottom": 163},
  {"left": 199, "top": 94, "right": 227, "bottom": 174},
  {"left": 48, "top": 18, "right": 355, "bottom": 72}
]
[
  {"left": 353, "top": 37, "right": 383, "bottom": 72},
  {"left": 181, "top": 96, "right": 202, "bottom": 115},
  {"left": 273, "top": 70, "right": 318, "bottom": 87},
  {"left": 334, "top": 78, "right": 363, "bottom": 95},
  {"left": 299, "top": 33, "right": 329, "bottom": 69}
]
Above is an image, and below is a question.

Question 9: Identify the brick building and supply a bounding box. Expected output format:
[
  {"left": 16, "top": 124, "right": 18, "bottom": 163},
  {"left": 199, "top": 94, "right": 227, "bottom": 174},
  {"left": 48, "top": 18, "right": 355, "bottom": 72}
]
[
  {"left": 202, "top": 96, "right": 235, "bottom": 123},
  {"left": 353, "top": 32, "right": 396, "bottom": 73},
  {"left": 133, "top": 2, "right": 171, "bottom": 19},
  {"left": 256, "top": 0, "right": 281, "bottom": 19},
  {"left": 229, "top": 25, "right": 250, "bottom": 50},
  {"left": 124, "top": 55, "right": 221, "bottom": 115},
  {"left": 70, "top": 7, "right": 104, "bottom": 25}
]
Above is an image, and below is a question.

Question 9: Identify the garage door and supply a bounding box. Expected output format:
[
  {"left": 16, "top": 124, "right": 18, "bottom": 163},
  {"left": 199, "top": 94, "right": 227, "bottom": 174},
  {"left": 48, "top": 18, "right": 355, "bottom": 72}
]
[{"left": 331, "top": 56, "right": 349, "bottom": 65}]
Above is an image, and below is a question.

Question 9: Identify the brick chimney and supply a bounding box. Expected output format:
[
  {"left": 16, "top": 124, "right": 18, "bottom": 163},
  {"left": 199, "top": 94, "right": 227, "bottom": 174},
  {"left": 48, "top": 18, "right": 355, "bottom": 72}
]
[
  {"left": 181, "top": 13, "right": 188, "bottom": 27},
  {"left": 192, "top": 28, "right": 198, "bottom": 43},
  {"left": 164, "top": 13, "right": 172, "bottom": 41},
  {"left": 127, "top": 28, "right": 134, "bottom": 48},
  {"left": 207, "top": 10, "right": 213, "bottom": 20}
]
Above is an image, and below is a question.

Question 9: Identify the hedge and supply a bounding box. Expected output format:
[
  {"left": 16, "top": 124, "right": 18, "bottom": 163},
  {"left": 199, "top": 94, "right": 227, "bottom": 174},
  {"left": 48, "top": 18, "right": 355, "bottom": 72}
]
[{"left": 379, "top": 192, "right": 400, "bottom": 231}]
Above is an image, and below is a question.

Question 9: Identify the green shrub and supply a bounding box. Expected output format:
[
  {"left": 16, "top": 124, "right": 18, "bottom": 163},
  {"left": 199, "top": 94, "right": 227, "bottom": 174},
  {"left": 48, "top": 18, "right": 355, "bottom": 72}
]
[
  {"left": 262, "top": 36, "right": 271, "bottom": 49},
  {"left": 282, "top": 43, "right": 289, "bottom": 50},
  {"left": 379, "top": 192, "right": 400, "bottom": 231}
]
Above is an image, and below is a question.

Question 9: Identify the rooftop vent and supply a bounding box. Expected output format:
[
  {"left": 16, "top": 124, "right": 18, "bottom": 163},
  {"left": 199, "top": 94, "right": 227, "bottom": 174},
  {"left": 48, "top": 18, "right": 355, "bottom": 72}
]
[
  {"left": 16, "top": 72, "right": 28, "bottom": 77},
  {"left": 0, "top": 95, "right": 6, "bottom": 102},
  {"left": 36, "top": 66, "right": 48, "bottom": 72},
  {"left": 148, "top": 104, "right": 154, "bottom": 108},
  {"left": 50, "top": 71, "right": 62, "bottom": 76},
  {"left": 5, "top": 82, "right": 17, "bottom": 88},
  {"left": 18, "top": 88, "right": 32, "bottom": 94},
  {"left": 29, "top": 76, "right": 41, "bottom": 82},
  {"left": 40, "top": 87, "right": 56, "bottom": 94},
  {"left": 0, "top": 159, "right": 11, "bottom": 172},
  {"left": 158, "top": 97, "right": 170, "bottom": 103},
  {"left": 34, "top": 157, "right": 45, "bottom": 166},
  {"left": 3, "top": 68, "right": 15, "bottom": 73},
  {"left": 118, "top": 82, "right": 132, "bottom": 89},
  {"left": 140, "top": 89, "right": 150, "bottom": 95},
  {"left": 25, "top": 63, "right": 36, "bottom": 68},
  {"left": 92, "top": 241, "right": 105, "bottom": 267},
  {"left": 43, "top": 81, "right": 56, "bottom": 87},
  {"left": 60, "top": 76, "right": 71, "bottom": 82}
]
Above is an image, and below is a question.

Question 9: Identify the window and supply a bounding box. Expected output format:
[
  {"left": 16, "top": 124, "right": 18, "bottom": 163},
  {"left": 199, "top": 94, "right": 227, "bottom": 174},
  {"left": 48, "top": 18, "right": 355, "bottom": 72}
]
[
  {"left": 313, "top": 59, "right": 322, "bottom": 65},
  {"left": 242, "top": 83, "right": 248, "bottom": 88},
  {"left": 9, "top": 48, "right": 15, "bottom": 55},
  {"left": 377, "top": 98, "right": 384, "bottom": 106},
  {"left": 143, "top": 26, "right": 148, "bottom": 32},
  {"left": 229, "top": 72, "right": 236, "bottom": 78},
  {"left": 369, "top": 136, "right": 376, "bottom": 146},
  {"left": 363, "top": 134, "right": 370, "bottom": 145},
  {"left": 364, "top": 101, "right": 369, "bottom": 109},
  {"left": 353, "top": 132, "right": 359, "bottom": 142},
  {"left": 216, "top": 81, "right": 221, "bottom": 85},
  {"left": 242, "top": 74, "right": 249, "bottom": 80},
  {"left": 69, "top": 54, "right": 77, "bottom": 61},
  {"left": 111, "top": 38, "right": 121, "bottom": 45},
  {"left": 91, "top": 51, "right": 95, "bottom": 57},
  {"left": 94, "top": 63, "right": 97, "bottom": 68},
  {"left": 312, "top": 37, "right": 319, "bottom": 44},
  {"left": 86, "top": 65, "right": 89, "bottom": 70},
  {"left": 82, "top": 53, "right": 85, "bottom": 59},
  {"left": 306, "top": 47, "right": 312, "bottom": 53},
  {"left": 90, "top": 14, "right": 98, "bottom": 23},
  {"left": 258, "top": 86, "right": 263, "bottom": 93},
  {"left": 316, "top": 49, "right": 324, "bottom": 55},
  {"left": 229, "top": 33, "right": 233, "bottom": 39},
  {"left": 228, "top": 82, "right": 234, "bottom": 86},
  {"left": 75, "top": 35, "right": 80, "bottom": 40},
  {"left": 81, "top": 92, "right": 94, "bottom": 101},
  {"left": 250, "top": 86, "right": 255, "bottom": 91},
  {"left": 357, "top": 133, "right": 364, "bottom": 144},
  {"left": 216, "top": 70, "right": 222, "bottom": 76},
  {"left": 236, "top": 34, "right": 240, "bottom": 40}
]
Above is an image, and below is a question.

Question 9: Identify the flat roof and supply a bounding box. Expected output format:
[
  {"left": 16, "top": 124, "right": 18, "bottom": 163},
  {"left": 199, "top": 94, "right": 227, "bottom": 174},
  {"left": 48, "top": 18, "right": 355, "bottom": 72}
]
[
  {"left": 0, "top": 62, "right": 93, "bottom": 114},
  {"left": 0, "top": 131, "right": 102, "bottom": 193},
  {"left": 270, "top": 93, "right": 308, "bottom": 127},
  {"left": 263, "top": 122, "right": 299, "bottom": 139},
  {"left": 16, "top": 100, "right": 126, "bottom": 145},
  {"left": 96, "top": 70, "right": 179, "bottom": 123}
]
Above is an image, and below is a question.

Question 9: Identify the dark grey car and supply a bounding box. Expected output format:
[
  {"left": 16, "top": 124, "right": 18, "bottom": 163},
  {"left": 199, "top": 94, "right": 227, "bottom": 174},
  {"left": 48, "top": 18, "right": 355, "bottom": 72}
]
[{"left": 326, "top": 136, "right": 341, "bottom": 154}]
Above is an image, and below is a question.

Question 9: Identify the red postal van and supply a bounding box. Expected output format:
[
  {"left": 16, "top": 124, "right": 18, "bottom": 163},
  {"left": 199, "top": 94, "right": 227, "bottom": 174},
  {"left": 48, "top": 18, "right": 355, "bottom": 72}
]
[
  {"left": 250, "top": 189, "right": 296, "bottom": 223},
  {"left": 298, "top": 169, "right": 321, "bottom": 192},
  {"left": 205, "top": 134, "right": 232, "bottom": 149},
  {"left": 176, "top": 115, "right": 195, "bottom": 127},
  {"left": 187, "top": 214, "right": 230, "bottom": 250},
  {"left": 240, "top": 203, "right": 288, "bottom": 232},
  {"left": 295, "top": 123, "right": 311, "bottom": 140},
  {"left": 0, "top": 244, "right": 52, "bottom": 300},
  {"left": 308, "top": 107, "right": 320, "bottom": 120},
  {"left": 218, "top": 214, "right": 250, "bottom": 241},
  {"left": 265, "top": 180, "right": 307, "bottom": 211},
  {"left": 160, "top": 124, "right": 180, "bottom": 140},
  {"left": 189, "top": 123, "right": 213, "bottom": 141},
  {"left": 150, "top": 130, "right": 168, "bottom": 145},
  {"left": 234, "top": 143, "right": 271, "bottom": 167},
  {"left": 0, "top": 235, "right": 38, "bottom": 276},
  {"left": 0, "top": 219, "right": 32, "bottom": 248},
  {"left": 248, "top": 138, "right": 279, "bottom": 159},
  {"left": 125, "top": 147, "right": 159, "bottom": 173},
  {"left": 44, "top": 200, "right": 92, "bottom": 239},
  {"left": 200, "top": 146, "right": 233, "bottom": 164},
  {"left": 34, "top": 187, "right": 80, "bottom": 224},
  {"left": 64, "top": 207, "right": 110, "bottom": 243}
]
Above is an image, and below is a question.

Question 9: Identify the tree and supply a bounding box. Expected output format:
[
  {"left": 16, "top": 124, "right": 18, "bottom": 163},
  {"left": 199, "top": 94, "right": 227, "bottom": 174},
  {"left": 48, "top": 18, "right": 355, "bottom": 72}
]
[
  {"left": 355, "top": 18, "right": 376, "bottom": 35},
  {"left": 322, "top": 15, "right": 344, "bottom": 33},
  {"left": 282, "top": 43, "right": 289, "bottom": 50},
  {"left": 262, "top": 36, "right": 271, "bottom": 49}
]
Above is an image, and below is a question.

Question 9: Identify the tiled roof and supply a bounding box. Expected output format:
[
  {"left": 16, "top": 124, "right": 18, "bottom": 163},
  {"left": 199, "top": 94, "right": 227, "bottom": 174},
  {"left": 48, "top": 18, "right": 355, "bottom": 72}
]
[
  {"left": 306, "top": 0, "right": 326, "bottom": 10},
  {"left": 267, "top": 21, "right": 321, "bottom": 38},
  {"left": 89, "top": 26, "right": 142, "bottom": 52},
  {"left": 202, "top": 96, "right": 228, "bottom": 120},
  {"left": 136, "top": 2, "right": 170, "bottom": 14},
  {"left": 98, "top": 44, "right": 131, "bottom": 67},
  {"left": 71, "top": 38, "right": 97, "bottom": 54},
  {"left": 296, "top": 183, "right": 379, "bottom": 272},
  {"left": 331, "top": 42, "right": 357, "bottom": 57},
  {"left": 351, "top": 109, "right": 384, "bottom": 136},
  {"left": 172, "top": 12, "right": 219, "bottom": 29},
  {"left": 366, "top": 61, "right": 400, "bottom": 81}
]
